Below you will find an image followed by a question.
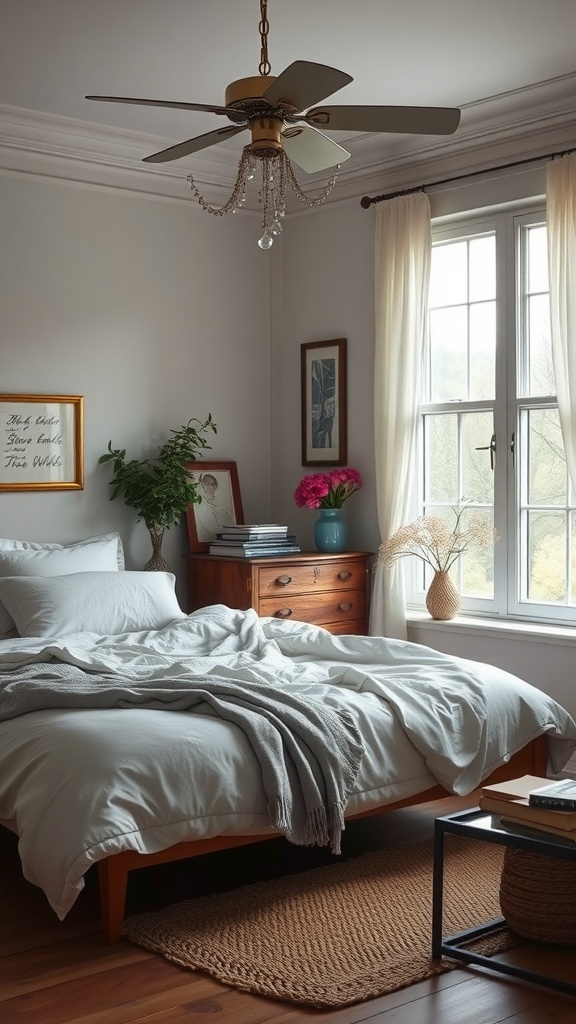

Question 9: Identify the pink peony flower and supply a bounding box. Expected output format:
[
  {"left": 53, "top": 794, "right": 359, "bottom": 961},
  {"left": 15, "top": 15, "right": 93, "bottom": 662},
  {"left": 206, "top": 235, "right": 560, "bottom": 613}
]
[{"left": 294, "top": 467, "right": 363, "bottom": 509}]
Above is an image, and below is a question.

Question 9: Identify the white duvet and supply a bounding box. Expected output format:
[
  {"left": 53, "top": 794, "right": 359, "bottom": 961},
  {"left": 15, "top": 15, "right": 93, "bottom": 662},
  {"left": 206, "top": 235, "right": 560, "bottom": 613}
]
[{"left": 0, "top": 604, "right": 575, "bottom": 920}]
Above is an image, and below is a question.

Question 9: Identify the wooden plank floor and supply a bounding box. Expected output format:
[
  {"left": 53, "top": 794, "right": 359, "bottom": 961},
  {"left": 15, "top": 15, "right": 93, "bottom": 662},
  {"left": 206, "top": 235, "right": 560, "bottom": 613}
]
[{"left": 2, "top": 793, "right": 576, "bottom": 1024}]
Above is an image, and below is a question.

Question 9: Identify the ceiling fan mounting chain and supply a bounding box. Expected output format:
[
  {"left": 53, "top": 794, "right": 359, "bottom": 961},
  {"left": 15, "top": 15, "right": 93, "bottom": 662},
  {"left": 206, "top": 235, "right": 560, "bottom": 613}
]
[{"left": 258, "top": 0, "right": 271, "bottom": 77}]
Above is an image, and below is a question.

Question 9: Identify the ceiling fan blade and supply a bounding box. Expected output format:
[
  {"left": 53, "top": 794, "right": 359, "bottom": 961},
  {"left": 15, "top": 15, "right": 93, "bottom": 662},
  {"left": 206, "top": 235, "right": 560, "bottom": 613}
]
[
  {"left": 86, "top": 95, "right": 244, "bottom": 120},
  {"left": 142, "top": 125, "right": 247, "bottom": 163},
  {"left": 304, "top": 105, "right": 461, "bottom": 136},
  {"left": 282, "top": 124, "right": 350, "bottom": 173},
  {"left": 264, "top": 61, "right": 353, "bottom": 112}
]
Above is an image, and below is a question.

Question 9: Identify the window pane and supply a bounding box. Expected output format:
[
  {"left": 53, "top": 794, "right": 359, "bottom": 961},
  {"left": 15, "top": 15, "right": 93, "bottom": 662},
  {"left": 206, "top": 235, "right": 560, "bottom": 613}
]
[
  {"left": 528, "top": 408, "right": 567, "bottom": 506},
  {"left": 429, "top": 241, "right": 468, "bottom": 307},
  {"left": 424, "top": 415, "right": 458, "bottom": 502},
  {"left": 527, "top": 225, "right": 549, "bottom": 293},
  {"left": 469, "top": 235, "right": 496, "bottom": 301},
  {"left": 469, "top": 300, "right": 495, "bottom": 400},
  {"left": 528, "top": 510, "right": 566, "bottom": 602},
  {"left": 460, "top": 506, "right": 494, "bottom": 598},
  {"left": 528, "top": 294, "right": 553, "bottom": 397},
  {"left": 429, "top": 306, "right": 467, "bottom": 401},
  {"left": 462, "top": 412, "right": 494, "bottom": 503}
]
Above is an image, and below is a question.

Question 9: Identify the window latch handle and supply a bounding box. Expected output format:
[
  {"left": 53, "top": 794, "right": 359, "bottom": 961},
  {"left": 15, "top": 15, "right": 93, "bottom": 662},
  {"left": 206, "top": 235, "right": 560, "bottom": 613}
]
[{"left": 475, "top": 433, "right": 496, "bottom": 470}]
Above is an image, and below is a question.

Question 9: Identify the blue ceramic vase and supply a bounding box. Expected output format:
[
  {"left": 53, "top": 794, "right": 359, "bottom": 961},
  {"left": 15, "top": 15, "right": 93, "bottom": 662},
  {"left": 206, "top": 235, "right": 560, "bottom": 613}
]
[{"left": 314, "top": 508, "right": 347, "bottom": 553}]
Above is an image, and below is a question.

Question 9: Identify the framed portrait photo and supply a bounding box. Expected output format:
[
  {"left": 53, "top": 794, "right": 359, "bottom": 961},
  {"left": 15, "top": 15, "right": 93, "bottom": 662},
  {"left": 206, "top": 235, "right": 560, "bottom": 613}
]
[
  {"left": 0, "top": 393, "right": 84, "bottom": 491},
  {"left": 301, "top": 338, "right": 347, "bottom": 466},
  {"left": 186, "top": 461, "right": 244, "bottom": 552}
]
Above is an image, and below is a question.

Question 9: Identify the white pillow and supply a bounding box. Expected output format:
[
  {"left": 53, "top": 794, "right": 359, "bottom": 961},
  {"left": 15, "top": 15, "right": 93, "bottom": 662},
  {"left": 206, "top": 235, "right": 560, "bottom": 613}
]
[
  {"left": 0, "top": 532, "right": 125, "bottom": 569},
  {"left": 0, "top": 533, "right": 125, "bottom": 639},
  {"left": 0, "top": 571, "right": 185, "bottom": 639}
]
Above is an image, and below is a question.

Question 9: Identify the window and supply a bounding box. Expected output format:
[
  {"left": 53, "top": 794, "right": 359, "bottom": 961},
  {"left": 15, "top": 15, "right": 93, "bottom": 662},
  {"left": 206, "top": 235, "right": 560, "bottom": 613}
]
[{"left": 414, "top": 206, "right": 575, "bottom": 626}]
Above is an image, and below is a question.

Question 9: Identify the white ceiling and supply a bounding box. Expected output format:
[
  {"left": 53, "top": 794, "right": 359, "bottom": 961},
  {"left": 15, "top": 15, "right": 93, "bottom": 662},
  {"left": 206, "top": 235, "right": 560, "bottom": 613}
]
[{"left": 2, "top": 0, "right": 576, "bottom": 199}]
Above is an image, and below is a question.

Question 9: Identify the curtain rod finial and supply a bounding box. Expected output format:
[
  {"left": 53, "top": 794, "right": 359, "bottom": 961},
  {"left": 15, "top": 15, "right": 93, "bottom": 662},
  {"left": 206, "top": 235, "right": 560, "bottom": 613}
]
[{"left": 360, "top": 196, "right": 372, "bottom": 209}]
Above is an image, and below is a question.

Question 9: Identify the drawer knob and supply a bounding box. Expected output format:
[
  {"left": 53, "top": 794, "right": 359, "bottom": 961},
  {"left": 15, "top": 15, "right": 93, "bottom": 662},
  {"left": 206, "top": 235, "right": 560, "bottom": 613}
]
[
  {"left": 275, "top": 608, "right": 293, "bottom": 618},
  {"left": 338, "top": 570, "right": 352, "bottom": 580},
  {"left": 338, "top": 601, "right": 353, "bottom": 612},
  {"left": 276, "top": 574, "right": 292, "bottom": 586}
]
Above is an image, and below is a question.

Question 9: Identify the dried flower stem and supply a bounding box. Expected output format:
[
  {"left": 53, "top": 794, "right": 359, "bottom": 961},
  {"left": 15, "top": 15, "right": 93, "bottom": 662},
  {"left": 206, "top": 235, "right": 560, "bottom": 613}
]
[{"left": 378, "top": 505, "right": 496, "bottom": 573}]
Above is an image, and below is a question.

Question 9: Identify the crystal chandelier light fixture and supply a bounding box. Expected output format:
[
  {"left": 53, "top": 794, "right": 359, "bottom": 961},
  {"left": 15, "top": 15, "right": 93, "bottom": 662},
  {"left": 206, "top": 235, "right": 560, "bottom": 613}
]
[
  {"left": 184, "top": 0, "right": 343, "bottom": 250},
  {"left": 187, "top": 147, "right": 340, "bottom": 250}
]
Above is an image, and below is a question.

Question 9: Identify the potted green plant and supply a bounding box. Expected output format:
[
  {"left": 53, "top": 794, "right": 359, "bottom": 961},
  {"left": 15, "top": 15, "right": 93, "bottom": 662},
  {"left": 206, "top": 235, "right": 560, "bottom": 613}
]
[{"left": 98, "top": 415, "right": 217, "bottom": 570}]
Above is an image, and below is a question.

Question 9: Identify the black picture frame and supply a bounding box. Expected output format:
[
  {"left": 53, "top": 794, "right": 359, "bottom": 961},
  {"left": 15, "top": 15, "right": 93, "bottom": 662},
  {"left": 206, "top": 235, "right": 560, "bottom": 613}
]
[{"left": 300, "top": 339, "right": 347, "bottom": 466}]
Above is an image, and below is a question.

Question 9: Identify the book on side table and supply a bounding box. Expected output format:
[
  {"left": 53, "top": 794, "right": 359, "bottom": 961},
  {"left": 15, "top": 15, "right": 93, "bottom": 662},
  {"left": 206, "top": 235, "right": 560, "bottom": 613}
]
[
  {"left": 529, "top": 778, "right": 576, "bottom": 810},
  {"left": 208, "top": 544, "right": 301, "bottom": 557},
  {"left": 216, "top": 524, "right": 290, "bottom": 540},
  {"left": 479, "top": 774, "right": 576, "bottom": 837},
  {"left": 208, "top": 523, "right": 301, "bottom": 558},
  {"left": 498, "top": 816, "right": 576, "bottom": 843}
]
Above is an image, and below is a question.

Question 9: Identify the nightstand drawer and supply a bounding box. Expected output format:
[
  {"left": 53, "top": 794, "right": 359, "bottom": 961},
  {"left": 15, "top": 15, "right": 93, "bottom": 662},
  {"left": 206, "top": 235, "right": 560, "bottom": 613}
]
[
  {"left": 259, "top": 588, "right": 366, "bottom": 626},
  {"left": 256, "top": 558, "right": 366, "bottom": 598}
]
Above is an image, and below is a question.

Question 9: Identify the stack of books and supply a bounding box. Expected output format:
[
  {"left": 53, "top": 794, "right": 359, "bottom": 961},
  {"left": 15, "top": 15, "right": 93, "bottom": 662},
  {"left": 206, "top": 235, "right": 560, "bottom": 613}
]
[
  {"left": 209, "top": 524, "right": 301, "bottom": 558},
  {"left": 479, "top": 774, "right": 576, "bottom": 842}
]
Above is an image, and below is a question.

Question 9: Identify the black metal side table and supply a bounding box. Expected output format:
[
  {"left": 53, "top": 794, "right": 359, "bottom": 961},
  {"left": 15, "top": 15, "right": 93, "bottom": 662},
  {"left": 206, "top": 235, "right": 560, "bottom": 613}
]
[{"left": 432, "top": 807, "right": 576, "bottom": 997}]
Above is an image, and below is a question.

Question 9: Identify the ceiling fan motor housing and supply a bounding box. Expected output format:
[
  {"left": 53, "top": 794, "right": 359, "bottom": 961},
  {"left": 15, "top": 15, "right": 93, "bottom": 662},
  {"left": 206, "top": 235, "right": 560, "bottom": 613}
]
[{"left": 225, "top": 75, "right": 296, "bottom": 155}]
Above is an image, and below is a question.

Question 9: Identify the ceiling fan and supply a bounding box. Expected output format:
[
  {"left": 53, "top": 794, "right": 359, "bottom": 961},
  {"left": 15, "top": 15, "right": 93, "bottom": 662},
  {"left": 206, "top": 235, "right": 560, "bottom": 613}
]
[
  {"left": 86, "top": 1, "right": 461, "bottom": 248},
  {"left": 86, "top": 0, "right": 461, "bottom": 173}
]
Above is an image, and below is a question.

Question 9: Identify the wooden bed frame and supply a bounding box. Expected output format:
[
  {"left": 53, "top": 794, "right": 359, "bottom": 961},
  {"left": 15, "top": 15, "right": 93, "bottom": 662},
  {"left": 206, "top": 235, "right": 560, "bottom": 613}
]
[{"left": 98, "top": 734, "right": 548, "bottom": 942}]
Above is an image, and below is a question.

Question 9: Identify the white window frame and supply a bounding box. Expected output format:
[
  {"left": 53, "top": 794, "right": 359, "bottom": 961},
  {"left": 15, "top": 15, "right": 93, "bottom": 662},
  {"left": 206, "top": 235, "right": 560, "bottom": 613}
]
[{"left": 409, "top": 202, "right": 576, "bottom": 628}]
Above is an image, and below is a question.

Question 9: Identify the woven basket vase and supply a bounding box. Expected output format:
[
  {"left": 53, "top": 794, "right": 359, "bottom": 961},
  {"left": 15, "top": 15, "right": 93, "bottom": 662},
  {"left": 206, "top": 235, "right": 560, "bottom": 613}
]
[
  {"left": 425, "top": 570, "right": 460, "bottom": 620},
  {"left": 499, "top": 846, "right": 576, "bottom": 946},
  {"left": 144, "top": 526, "right": 172, "bottom": 573}
]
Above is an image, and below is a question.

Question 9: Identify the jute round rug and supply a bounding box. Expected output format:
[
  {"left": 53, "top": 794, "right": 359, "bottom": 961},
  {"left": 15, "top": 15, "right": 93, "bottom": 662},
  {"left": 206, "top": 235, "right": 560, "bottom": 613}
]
[{"left": 123, "top": 835, "right": 514, "bottom": 1008}]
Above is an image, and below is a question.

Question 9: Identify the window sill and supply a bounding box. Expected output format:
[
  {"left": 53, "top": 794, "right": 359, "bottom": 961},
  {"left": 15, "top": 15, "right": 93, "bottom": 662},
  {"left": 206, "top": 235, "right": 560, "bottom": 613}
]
[{"left": 406, "top": 610, "right": 576, "bottom": 647}]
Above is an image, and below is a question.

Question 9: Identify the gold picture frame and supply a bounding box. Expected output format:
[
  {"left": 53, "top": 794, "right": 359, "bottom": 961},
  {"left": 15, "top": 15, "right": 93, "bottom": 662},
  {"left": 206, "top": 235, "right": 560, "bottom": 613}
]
[{"left": 0, "top": 394, "right": 84, "bottom": 491}]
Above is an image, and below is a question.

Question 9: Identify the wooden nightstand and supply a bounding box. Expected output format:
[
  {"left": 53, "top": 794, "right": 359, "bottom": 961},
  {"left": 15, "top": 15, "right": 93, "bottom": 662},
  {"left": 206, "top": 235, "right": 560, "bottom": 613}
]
[{"left": 186, "top": 551, "right": 371, "bottom": 635}]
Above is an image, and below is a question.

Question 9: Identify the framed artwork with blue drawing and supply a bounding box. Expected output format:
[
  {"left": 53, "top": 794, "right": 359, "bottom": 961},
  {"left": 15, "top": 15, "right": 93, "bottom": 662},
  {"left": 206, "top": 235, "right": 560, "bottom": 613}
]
[{"left": 300, "top": 338, "right": 347, "bottom": 466}]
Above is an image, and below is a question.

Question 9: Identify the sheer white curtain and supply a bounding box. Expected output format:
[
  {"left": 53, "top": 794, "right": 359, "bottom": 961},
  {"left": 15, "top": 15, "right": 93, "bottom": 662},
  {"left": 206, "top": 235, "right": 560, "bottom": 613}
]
[
  {"left": 369, "top": 192, "right": 431, "bottom": 639},
  {"left": 547, "top": 153, "right": 576, "bottom": 490}
]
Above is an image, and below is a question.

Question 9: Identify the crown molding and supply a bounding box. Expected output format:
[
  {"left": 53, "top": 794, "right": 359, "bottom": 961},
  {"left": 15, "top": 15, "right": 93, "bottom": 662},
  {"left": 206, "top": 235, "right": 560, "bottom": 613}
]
[
  {"left": 1, "top": 72, "right": 575, "bottom": 210},
  {"left": 332, "top": 71, "right": 576, "bottom": 205},
  {"left": 0, "top": 103, "right": 236, "bottom": 205}
]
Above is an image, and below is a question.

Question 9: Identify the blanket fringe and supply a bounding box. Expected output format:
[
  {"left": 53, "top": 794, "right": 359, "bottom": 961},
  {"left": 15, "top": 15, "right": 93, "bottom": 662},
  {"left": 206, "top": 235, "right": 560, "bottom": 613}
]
[{"left": 270, "top": 798, "right": 346, "bottom": 856}]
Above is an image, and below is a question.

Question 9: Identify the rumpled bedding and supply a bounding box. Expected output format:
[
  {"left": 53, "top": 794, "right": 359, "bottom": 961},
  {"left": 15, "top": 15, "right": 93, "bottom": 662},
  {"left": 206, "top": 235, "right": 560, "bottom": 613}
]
[
  {"left": 0, "top": 662, "right": 366, "bottom": 858},
  {"left": 0, "top": 604, "right": 575, "bottom": 920}
]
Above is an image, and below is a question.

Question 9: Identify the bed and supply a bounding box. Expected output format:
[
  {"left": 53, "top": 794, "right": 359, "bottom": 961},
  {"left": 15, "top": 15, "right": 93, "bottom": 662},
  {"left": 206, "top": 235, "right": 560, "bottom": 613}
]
[{"left": 0, "top": 533, "right": 575, "bottom": 944}]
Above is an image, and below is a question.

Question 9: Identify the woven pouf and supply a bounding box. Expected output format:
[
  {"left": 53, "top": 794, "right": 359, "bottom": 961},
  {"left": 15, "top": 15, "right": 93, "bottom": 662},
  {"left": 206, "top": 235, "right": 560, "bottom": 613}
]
[{"left": 499, "top": 847, "right": 576, "bottom": 946}]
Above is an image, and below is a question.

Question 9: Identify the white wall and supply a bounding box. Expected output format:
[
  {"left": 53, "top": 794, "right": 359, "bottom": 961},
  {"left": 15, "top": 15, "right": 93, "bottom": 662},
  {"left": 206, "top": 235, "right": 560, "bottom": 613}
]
[
  {"left": 0, "top": 172, "right": 271, "bottom": 605},
  {"left": 271, "top": 197, "right": 379, "bottom": 553}
]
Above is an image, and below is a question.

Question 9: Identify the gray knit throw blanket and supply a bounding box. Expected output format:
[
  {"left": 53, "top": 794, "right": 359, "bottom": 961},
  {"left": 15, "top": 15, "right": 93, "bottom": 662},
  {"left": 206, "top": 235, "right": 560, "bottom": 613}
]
[{"left": 0, "top": 662, "right": 365, "bottom": 854}]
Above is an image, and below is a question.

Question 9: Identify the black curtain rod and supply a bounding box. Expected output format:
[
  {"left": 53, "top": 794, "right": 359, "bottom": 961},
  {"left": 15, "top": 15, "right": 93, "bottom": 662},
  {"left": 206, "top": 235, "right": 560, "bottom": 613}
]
[{"left": 359, "top": 147, "right": 576, "bottom": 209}]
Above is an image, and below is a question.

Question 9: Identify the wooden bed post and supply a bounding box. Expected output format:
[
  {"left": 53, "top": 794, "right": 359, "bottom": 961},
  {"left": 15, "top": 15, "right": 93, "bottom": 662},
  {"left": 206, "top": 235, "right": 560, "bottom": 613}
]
[{"left": 98, "top": 856, "right": 129, "bottom": 944}]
